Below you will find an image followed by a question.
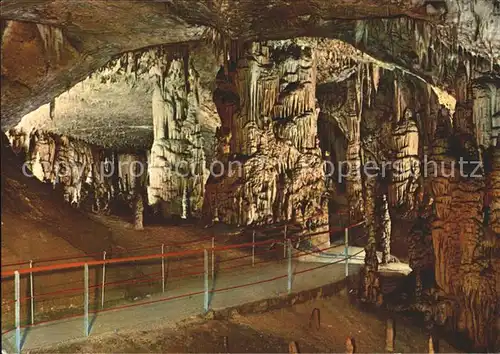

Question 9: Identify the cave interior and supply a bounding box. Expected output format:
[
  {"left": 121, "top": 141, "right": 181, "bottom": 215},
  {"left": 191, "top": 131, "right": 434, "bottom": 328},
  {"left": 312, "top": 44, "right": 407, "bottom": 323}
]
[{"left": 1, "top": 0, "right": 500, "bottom": 352}]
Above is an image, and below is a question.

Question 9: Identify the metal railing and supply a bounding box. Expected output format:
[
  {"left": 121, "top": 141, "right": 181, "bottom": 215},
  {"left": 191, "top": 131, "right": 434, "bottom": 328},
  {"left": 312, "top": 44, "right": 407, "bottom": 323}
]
[{"left": 1, "top": 220, "right": 366, "bottom": 353}]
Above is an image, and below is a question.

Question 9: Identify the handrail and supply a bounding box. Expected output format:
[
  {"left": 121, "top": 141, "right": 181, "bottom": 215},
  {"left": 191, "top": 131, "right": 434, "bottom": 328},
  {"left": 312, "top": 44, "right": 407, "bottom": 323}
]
[
  {"left": 2, "top": 211, "right": 356, "bottom": 268},
  {"left": 1, "top": 234, "right": 216, "bottom": 268},
  {"left": 1, "top": 220, "right": 365, "bottom": 278}
]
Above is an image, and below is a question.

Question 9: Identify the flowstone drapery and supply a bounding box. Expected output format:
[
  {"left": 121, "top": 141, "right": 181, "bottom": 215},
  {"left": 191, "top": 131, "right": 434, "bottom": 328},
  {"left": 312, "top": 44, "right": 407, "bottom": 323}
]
[
  {"left": 147, "top": 56, "right": 207, "bottom": 219},
  {"left": 204, "top": 40, "right": 329, "bottom": 247}
]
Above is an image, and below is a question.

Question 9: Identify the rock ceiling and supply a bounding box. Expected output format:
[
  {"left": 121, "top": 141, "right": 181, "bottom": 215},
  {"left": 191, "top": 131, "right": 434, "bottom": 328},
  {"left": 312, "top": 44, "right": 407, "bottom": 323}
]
[{"left": 1, "top": 0, "right": 500, "bottom": 133}]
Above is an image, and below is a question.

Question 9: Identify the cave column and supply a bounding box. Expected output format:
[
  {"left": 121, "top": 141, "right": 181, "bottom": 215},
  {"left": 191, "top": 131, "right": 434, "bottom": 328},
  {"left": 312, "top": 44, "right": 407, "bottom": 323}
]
[
  {"left": 345, "top": 78, "right": 364, "bottom": 222},
  {"left": 376, "top": 194, "right": 391, "bottom": 265},
  {"left": 148, "top": 53, "right": 207, "bottom": 219},
  {"left": 360, "top": 173, "right": 381, "bottom": 304}
]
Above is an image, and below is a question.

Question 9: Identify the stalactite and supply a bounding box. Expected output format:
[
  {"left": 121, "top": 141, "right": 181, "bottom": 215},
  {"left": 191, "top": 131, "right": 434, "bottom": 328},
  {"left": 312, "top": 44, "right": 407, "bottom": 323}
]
[
  {"left": 394, "top": 77, "right": 401, "bottom": 122},
  {"left": 36, "top": 24, "right": 63, "bottom": 62},
  {"left": 372, "top": 64, "right": 380, "bottom": 93},
  {"left": 49, "top": 99, "right": 55, "bottom": 120}
]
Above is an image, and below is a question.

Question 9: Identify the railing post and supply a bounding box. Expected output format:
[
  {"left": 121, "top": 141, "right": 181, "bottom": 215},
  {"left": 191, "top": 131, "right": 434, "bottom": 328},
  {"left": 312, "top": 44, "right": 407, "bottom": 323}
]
[
  {"left": 211, "top": 237, "right": 215, "bottom": 279},
  {"left": 283, "top": 224, "right": 288, "bottom": 259},
  {"left": 204, "top": 249, "right": 209, "bottom": 312},
  {"left": 252, "top": 230, "right": 255, "bottom": 267},
  {"left": 14, "top": 270, "right": 21, "bottom": 353},
  {"left": 287, "top": 239, "right": 293, "bottom": 294},
  {"left": 84, "top": 263, "right": 89, "bottom": 337},
  {"left": 29, "top": 260, "right": 34, "bottom": 326},
  {"left": 161, "top": 244, "right": 165, "bottom": 293},
  {"left": 101, "top": 251, "right": 106, "bottom": 308},
  {"left": 344, "top": 227, "right": 349, "bottom": 277}
]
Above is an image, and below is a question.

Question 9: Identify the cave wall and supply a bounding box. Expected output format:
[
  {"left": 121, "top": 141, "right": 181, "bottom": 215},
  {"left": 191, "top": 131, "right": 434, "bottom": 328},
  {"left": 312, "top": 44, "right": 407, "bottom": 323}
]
[
  {"left": 7, "top": 128, "right": 147, "bottom": 214},
  {"left": 315, "top": 58, "right": 499, "bottom": 349},
  {"left": 204, "top": 40, "right": 329, "bottom": 246}
]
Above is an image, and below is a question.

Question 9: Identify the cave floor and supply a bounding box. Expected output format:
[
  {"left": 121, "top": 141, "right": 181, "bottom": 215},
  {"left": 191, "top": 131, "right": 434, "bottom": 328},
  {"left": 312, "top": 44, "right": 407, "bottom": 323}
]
[{"left": 27, "top": 294, "right": 460, "bottom": 353}]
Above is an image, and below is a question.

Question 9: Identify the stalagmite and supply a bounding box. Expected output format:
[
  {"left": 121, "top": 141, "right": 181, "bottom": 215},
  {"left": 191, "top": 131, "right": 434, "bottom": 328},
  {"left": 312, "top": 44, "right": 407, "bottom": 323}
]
[
  {"left": 345, "top": 337, "right": 355, "bottom": 354},
  {"left": 423, "top": 79, "right": 499, "bottom": 349},
  {"left": 288, "top": 341, "right": 299, "bottom": 354},
  {"left": 49, "top": 99, "right": 55, "bottom": 120},
  {"left": 385, "top": 318, "right": 395, "bottom": 352},
  {"left": 428, "top": 336, "right": 435, "bottom": 354},
  {"left": 134, "top": 193, "right": 144, "bottom": 230},
  {"left": 408, "top": 186, "right": 435, "bottom": 302},
  {"left": 377, "top": 194, "right": 391, "bottom": 264}
]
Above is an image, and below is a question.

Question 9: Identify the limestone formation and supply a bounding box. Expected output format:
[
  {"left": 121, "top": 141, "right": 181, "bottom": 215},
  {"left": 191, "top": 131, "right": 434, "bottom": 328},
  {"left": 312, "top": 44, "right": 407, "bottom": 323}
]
[
  {"left": 8, "top": 128, "right": 147, "bottom": 216},
  {"left": 147, "top": 54, "right": 208, "bottom": 219},
  {"left": 1, "top": 4, "right": 500, "bottom": 350},
  {"left": 376, "top": 194, "right": 392, "bottom": 265},
  {"left": 389, "top": 108, "right": 420, "bottom": 211},
  {"left": 360, "top": 174, "right": 381, "bottom": 304},
  {"left": 344, "top": 77, "right": 364, "bottom": 222},
  {"left": 408, "top": 188, "right": 436, "bottom": 301},
  {"left": 425, "top": 86, "right": 498, "bottom": 349},
  {"left": 204, "top": 40, "right": 329, "bottom": 247},
  {"left": 473, "top": 80, "right": 500, "bottom": 147},
  {"left": 134, "top": 193, "right": 144, "bottom": 230}
]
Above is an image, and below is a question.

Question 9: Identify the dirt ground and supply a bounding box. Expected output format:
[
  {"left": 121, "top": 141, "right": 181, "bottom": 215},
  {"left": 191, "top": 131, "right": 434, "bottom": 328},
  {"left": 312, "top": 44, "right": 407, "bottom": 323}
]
[{"left": 32, "top": 294, "right": 459, "bottom": 353}]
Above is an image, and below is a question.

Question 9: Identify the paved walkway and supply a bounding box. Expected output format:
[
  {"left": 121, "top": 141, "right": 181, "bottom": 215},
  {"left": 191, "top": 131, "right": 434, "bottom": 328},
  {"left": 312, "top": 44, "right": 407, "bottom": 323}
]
[{"left": 2, "top": 253, "right": 361, "bottom": 352}]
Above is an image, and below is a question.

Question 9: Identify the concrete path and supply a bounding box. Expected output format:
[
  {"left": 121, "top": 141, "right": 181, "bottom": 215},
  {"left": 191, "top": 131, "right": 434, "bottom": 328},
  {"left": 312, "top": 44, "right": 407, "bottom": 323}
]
[{"left": 2, "top": 254, "right": 361, "bottom": 352}]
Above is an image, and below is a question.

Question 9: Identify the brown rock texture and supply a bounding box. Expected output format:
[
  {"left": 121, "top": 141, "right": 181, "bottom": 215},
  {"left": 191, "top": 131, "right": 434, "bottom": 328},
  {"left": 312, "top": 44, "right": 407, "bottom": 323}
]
[{"left": 426, "top": 92, "right": 498, "bottom": 350}]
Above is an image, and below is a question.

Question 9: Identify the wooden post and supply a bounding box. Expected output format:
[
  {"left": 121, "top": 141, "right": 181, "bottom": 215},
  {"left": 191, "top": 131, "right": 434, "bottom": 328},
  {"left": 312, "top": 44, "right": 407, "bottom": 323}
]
[
  {"left": 252, "top": 230, "right": 255, "bottom": 267},
  {"left": 287, "top": 239, "right": 293, "bottom": 294},
  {"left": 204, "top": 249, "right": 209, "bottom": 312},
  {"left": 101, "top": 251, "right": 106, "bottom": 308},
  {"left": 161, "top": 244, "right": 165, "bottom": 293},
  {"left": 29, "top": 260, "right": 34, "bottom": 325},
  {"left": 15, "top": 270, "right": 21, "bottom": 353},
  {"left": 344, "top": 227, "right": 349, "bottom": 277},
  {"left": 84, "top": 264, "right": 89, "bottom": 337},
  {"left": 385, "top": 318, "right": 394, "bottom": 352}
]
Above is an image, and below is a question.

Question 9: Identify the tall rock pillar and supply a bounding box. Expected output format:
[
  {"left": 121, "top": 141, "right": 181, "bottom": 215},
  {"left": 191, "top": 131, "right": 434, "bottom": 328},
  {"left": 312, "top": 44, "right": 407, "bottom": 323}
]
[{"left": 148, "top": 54, "right": 207, "bottom": 219}]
